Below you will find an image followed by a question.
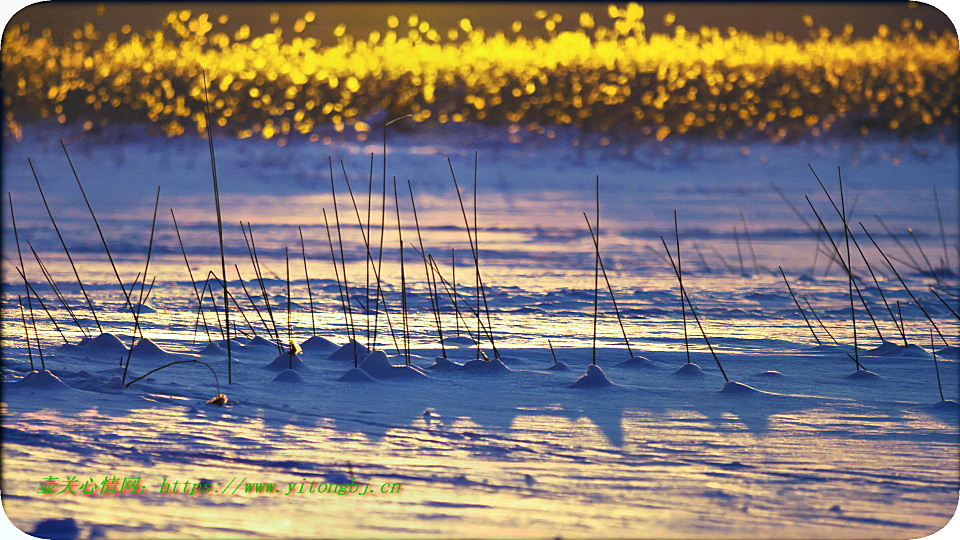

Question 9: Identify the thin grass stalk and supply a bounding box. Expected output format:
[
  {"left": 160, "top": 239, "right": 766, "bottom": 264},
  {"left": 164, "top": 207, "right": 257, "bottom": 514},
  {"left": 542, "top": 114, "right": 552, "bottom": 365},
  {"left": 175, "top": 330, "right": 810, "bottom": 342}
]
[
  {"left": 328, "top": 158, "right": 357, "bottom": 363},
  {"left": 121, "top": 186, "right": 160, "bottom": 384},
  {"left": 286, "top": 247, "right": 292, "bottom": 369},
  {"left": 779, "top": 266, "right": 820, "bottom": 345},
  {"left": 408, "top": 180, "right": 446, "bottom": 358},
  {"left": 592, "top": 176, "right": 600, "bottom": 366},
  {"left": 875, "top": 214, "right": 924, "bottom": 273},
  {"left": 548, "top": 339, "right": 558, "bottom": 364},
  {"left": 62, "top": 141, "right": 140, "bottom": 326},
  {"left": 125, "top": 359, "right": 220, "bottom": 398},
  {"left": 27, "top": 294, "right": 45, "bottom": 370},
  {"left": 861, "top": 223, "right": 950, "bottom": 347},
  {"left": 929, "top": 287, "right": 960, "bottom": 322},
  {"left": 200, "top": 71, "right": 231, "bottom": 384},
  {"left": 27, "top": 242, "right": 88, "bottom": 337},
  {"left": 15, "top": 266, "right": 68, "bottom": 343},
  {"left": 675, "top": 211, "right": 690, "bottom": 363},
  {"left": 191, "top": 279, "right": 212, "bottom": 344},
  {"left": 172, "top": 209, "right": 213, "bottom": 342},
  {"left": 446, "top": 156, "right": 500, "bottom": 359},
  {"left": 18, "top": 295, "right": 35, "bottom": 370},
  {"left": 330, "top": 167, "right": 403, "bottom": 356},
  {"left": 804, "top": 195, "right": 874, "bottom": 367},
  {"left": 427, "top": 254, "right": 446, "bottom": 355},
  {"left": 931, "top": 329, "right": 944, "bottom": 402},
  {"left": 423, "top": 253, "right": 483, "bottom": 344},
  {"left": 28, "top": 158, "right": 102, "bottom": 333},
  {"left": 898, "top": 301, "right": 905, "bottom": 339},
  {"left": 236, "top": 265, "right": 273, "bottom": 338},
  {"left": 907, "top": 227, "right": 940, "bottom": 283},
  {"left": 371, "top": 155, "right": 388, "bottom": 351},
  {"left": 9, "top": 193, "right": 41, "bottom": 346},
  {"left": 394, "top": 178, "right": 410, "bottom": 365},
  {"left": 849, "top": 226, "right": 907, "bottom": 344},
  {"left": 340, "top": 160, "right": 383, "bottom": 345},
  {"left": 323, "top": 209, "right": 354, "bottom": 364},
  {"left": 583, "top": 213, "right": 633, "bottom": 358},
  {"left": 222, "top": 277, "right": 258, "bottom": 337},
  {"left": 660, "top": 237, "right": 728, "bottom": 382},
  {"left": 366, "top": 153, "right": 374, "bottom": 347},
  {"left": 453, "top": 248, "right": 459, "bottom": 336},
  {"left": 201, "top": 271, "right": 226, "bottom": 340},
  {"left": 299, "top": 227, "right": 317, "bottom": 336},
  {"left": 802, "top": 296, "right": 840, "bottom": 346},
  {"left": 246, "top": 222, "right": 282, "bottom": 352},
  {"left": 240, "top": 223, "right": 279, "bottom": 345}
]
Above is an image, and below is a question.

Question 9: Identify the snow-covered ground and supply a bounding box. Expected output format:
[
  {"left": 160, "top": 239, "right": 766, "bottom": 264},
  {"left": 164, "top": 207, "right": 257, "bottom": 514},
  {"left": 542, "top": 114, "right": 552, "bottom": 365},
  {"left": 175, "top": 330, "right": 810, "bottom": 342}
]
[{"left": 3, "top": 125, "right": 958, "bottom": 538}]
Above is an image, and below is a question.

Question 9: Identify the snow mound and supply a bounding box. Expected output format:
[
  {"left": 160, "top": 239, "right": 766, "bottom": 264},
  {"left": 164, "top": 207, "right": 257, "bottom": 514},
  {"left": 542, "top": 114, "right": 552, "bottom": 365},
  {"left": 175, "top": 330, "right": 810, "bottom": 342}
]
[
  {"left": 928, "top": 400, "right": 960, "bottom": 412},
  {"left": 865, "top": 340, "right": 903, "bottom": 355},
  {"left": 32, "top": 517, "right": 79, "bottom": 540},
  {"left": 547, "top": 361, "right": 571, "bottom": 371},
  {"left": 57, "top": 343, "right": 84, "bottom": 354},
  {"left": 845, "top": 369, "right": 881, "bottom": 380},
  {"left": 272, "top": 369, "right": 306, "bottom": 383},
  {"left": 569, "top": 364, "right": 614, "bottom": 388},
  {"left": 104, "top": 376, "right": 124, "bottom": 389},
  {"left": 15, "top": 370, "right": 71, "bottom": 389},
  {"left": 263, "top": 353, "right": 308, "bottom": 372},
  {"left": 121, "top": 303, "right": 155, "bottom": 313},
  {"left": 866, "top": 341, "right": 929, "bottom": 358},
  {"left": 459, "top": 357, "right": 512, "bottom": 374},
  {"left": 719, "top": 381, "right": 762, "bottom": 395},
  {"left": 936, "top": 346, "right": 960, "bottom": 359},
  {"left": 215, "top": 338, "right": 247, "bottom": 349},
  {"left": 132, "top": 338, "right": 172, "bottom": 357},
  {"left": 199, "top": 342, "right": 225, "bottom": 356},
  {"left": 245, "top": 336, "right": 277, "bottom": 348},
  {"left": 81, "top": 332, "right": 128, "bottom": 354},
  {"left": 443, "top": 336, "right": 478, "bottom": 346},
  {"left": 426, "top": 356, "right": 462, "bottom": 370},
  {"left": 360, "top": 351, "right": 429, "bottom": 379},
  {"left": 301, "top": 335, "right": 338, "bottom": 353},
  {"left": 754, "top": 370, "right": 785, "bottom": 378},
  {"left": 618, "top": 355, "right": 658, "bottom": 368},
  {"left": 673, "top": 363, "right": 704, "bottom": 376},
  {"left": 337, "top": 368, "right": 378, "bottom": 383},
  {"left": 327, "top": 340, "right": 371, "bottom": 362}
]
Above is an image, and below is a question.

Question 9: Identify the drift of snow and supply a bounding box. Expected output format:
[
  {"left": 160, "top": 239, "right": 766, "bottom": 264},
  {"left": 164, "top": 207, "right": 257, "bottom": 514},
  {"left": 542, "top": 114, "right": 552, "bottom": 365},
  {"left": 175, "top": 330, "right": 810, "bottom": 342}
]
[
  {"left": 272, "top": 369, "right": 306, "bottom": 383},
  {"left": 427, "top": 356, "right": 462, "bottom": 370},
  {"left": 569, "top": 364, "right": 614, "bottom": 388},
  {"left": 300, "top": 335, "right": 338, "bottom": 353},
  {"left": 131, "top": 338, "right": 173, "bottom": 357},
  {"left": 336, "top": 367, "right": 378, "bottom": 383},
  {"left": 13, "top": 370, "right": 72, "bottom": 390},
  {"left": 618, "top": 355, "right": 658, "bottom": 368},
  {"left": 263, "top": 353, "right": 308, "bottom": 372},
  {"left": 459, "top": 357, "right": 512, "bottom": 374},
  {"left": 673, "top": 363, "right": 704, "bottom": 376},
  {"left": 327, "top": 340, "right": 371, "bottom": 362},
  {"left": 79, "top": 332, "right": 128, "bottom": 354},
  {"left": 360, "top": 351, "right": 429, "bottom": 379}
]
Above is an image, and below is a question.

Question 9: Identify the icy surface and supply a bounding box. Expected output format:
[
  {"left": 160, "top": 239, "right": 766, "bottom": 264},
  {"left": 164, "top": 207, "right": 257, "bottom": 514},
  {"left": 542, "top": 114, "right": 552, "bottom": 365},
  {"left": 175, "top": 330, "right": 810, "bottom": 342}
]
[{"left": 2, "top": 126, "right": 958, "bottom": 537}]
